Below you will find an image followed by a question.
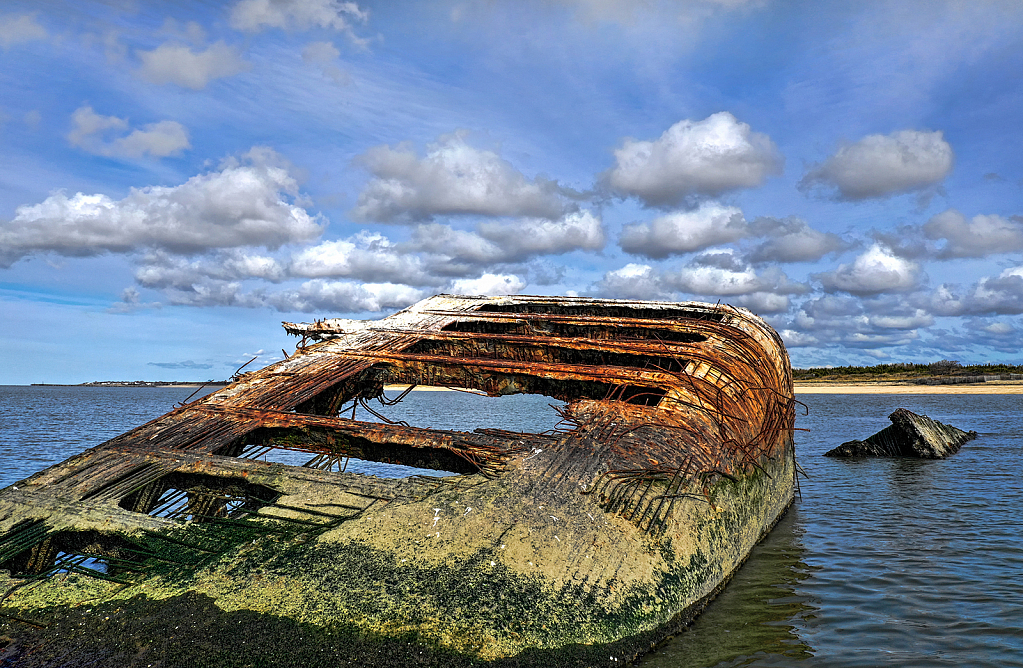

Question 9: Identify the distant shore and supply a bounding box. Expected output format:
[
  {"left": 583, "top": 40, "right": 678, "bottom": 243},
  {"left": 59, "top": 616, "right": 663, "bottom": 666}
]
[
  {"left": 30, "top": 381, "right": 230, "bottom": 388},
  {"left": 795, "top": 381, "right": 1023, "bottom": 394},
  {"left": 24, "top": 381, "right": 1023, "bottom": 395}
]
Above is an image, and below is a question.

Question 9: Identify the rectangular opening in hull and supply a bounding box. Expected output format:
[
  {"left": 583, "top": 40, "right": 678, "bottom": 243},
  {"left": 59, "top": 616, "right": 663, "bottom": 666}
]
[
  {"left": 119, "top": 472, "right": 280, "bottom": 522},
  {"left": 441, "top": 319, "right": 708, "bottom": 343},
  {"left": 476, "top": 302, "right": 725, "bottom": 321}
]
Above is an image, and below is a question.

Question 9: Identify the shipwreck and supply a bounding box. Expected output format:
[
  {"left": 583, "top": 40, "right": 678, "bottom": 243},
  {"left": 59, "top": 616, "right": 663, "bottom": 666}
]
[{"left": 0, "top": 295, "right": 798, "bottom": 667}]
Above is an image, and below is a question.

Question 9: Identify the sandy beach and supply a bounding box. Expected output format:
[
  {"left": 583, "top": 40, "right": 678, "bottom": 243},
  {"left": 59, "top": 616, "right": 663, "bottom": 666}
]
[
  {"left": 389, "top": 382, "right": 1023, "bottom": 395},
  {"left": 795, "top": 382, "right": 1023, "bottom": 394}
]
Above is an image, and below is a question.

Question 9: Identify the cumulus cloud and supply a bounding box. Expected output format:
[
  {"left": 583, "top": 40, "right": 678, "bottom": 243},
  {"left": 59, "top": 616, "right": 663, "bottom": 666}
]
[
  {"left": 604, "top": 112, "right": 782, "bottom": 207},
  {"left": 799, "top": 130, "right": 953, "bottom": 200},
  {"left": 928, "top": 267, "right": 1023, "bottom": 317},
  {"left": 476, "top": 210, "right": 605, "bottom": 259},
  {"left": 403, "top": 211, "right": 605, "bottom": 272},
  {"left": 815, "top": 244, "right": 921, "bottom": 295},
  {"left": 785, "top": 294, "right": 933, "bottom": 350},
  {"left": 593, "top": 252, "right": 805, "bottom": 313},
  {"left": 619, "top": 202, "right": 747, "bottom": 259},
  {"left": 593, "top": 263, "right": 670, "bottom": 301},
  {"left": 663, "top": 250, "right": 808, "bottom": 298},
  {"left": 231, "top": 0, "right": 369, "bottom": 45},
  {"left": 352, "top": 131, "right": 575, "bottom": 222},
  {"left": 0, "top": 13, "right": 47, "bottom": 49},
  {"left": 67, "top": 106, "right": 190, "bottom": 158},
  {"left": 746, "top": 216, "right": 851, "bottom": 264},
  {"left": 922, "top": 209, "right": 1023, "bottom": 259},
  {"left": 264, "top": 280, "right": 425, "bottom": 313},
  {"left": 0, "top": 147, "right": 322, "bottom": 267},
  {"left": 133, "top": 251, "right": 287, "bottom": 295},
  {"left": 137, "top": 41, "right": 250, "bottom": 89},
  {"left": 290, "top": 232, "right": 432, "bottom": 285},
  {"left": 449, "top": 273, "right": 526, "bottom": 295}
]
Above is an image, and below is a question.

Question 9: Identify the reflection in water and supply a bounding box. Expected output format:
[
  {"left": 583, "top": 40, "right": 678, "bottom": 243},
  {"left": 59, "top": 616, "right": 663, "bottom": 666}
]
[{"left": 638, "top": 508, "right": 816, "bottom": 667}]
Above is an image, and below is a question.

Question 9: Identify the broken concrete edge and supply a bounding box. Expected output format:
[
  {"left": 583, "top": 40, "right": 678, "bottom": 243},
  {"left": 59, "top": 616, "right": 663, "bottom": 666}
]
[{"left": 824, "top": 407, "right": 977, "bottom": 458}]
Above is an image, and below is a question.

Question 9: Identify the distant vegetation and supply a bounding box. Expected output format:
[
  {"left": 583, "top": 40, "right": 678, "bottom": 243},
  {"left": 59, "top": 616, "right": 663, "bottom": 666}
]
[{"left": 793, "top": 360, "right": 1023, "bottom": 382}]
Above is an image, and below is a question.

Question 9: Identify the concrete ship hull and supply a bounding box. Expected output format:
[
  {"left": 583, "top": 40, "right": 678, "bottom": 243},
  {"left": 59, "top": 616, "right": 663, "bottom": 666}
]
[{"left": 0, "top": 296, "right": 796, "bottom": 667}]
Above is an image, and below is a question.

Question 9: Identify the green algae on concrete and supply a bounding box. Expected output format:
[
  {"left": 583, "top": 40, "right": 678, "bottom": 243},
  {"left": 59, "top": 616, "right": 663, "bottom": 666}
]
[{"left": 0, "top": 296, "right": 798, "bottom": 667}]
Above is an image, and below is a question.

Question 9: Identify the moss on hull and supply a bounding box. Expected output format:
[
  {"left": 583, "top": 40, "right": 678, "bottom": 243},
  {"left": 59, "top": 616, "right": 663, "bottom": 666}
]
[
  {"left": 0, "top": 296, "right": 798, "bottom": 666},
  {"left": 0, "top": 445, "right": 793, "bottom": 667}
]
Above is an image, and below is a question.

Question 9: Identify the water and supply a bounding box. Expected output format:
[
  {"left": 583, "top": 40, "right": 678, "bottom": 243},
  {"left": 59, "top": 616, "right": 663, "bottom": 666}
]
[
  {"left": 1, "top": 387, "right": 1021, "bottom": 666},
  {"left": 641, "top": 393, "right": 1023, "bottom": 668}
]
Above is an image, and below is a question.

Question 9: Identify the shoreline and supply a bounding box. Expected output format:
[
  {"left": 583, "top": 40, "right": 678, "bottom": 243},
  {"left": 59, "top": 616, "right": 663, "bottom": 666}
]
[
  {"left": 795, "top": 381, "right": 1023, "bottom": 394},
  {"left": 27, "top": 382, "right": 229, "bottom": 388},
  {"left": 16, "top": 382, "right": 1023, "bottom": 395}
]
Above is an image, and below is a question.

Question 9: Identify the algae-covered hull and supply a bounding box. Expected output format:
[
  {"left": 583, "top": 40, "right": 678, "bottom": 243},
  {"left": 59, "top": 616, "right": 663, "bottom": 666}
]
[{"left": 0, "top": 295, "right": 797, "bottom": 667}]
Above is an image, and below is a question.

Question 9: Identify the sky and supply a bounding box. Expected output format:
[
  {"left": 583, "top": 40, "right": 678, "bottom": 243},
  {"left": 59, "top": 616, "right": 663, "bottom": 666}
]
[{"left": 2, "top": 0, "right": 1023, "bottom": 384}]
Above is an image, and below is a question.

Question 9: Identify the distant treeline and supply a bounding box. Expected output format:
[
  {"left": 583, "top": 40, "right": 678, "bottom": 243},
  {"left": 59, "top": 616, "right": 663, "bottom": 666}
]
[{"left": 793, "top": 360, "right": 1023, "bottom": 381}]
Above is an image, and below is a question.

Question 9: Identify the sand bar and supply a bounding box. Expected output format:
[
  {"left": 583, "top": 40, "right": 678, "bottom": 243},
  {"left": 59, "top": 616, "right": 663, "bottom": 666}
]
[{"left": 796, "top": 381, "right": 1023, "bottom": 394}]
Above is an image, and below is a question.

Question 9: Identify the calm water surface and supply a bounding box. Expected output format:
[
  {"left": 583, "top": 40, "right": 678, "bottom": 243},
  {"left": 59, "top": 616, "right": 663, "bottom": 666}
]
[{"left": 0, "top": 387, "right": 1020, "bottom": 666}]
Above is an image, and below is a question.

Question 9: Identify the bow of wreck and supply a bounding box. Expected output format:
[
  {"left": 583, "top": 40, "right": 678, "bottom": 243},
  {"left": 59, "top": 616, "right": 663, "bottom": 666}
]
[{"left": 0, "top": 295, "right": 798, "bottom": 667}]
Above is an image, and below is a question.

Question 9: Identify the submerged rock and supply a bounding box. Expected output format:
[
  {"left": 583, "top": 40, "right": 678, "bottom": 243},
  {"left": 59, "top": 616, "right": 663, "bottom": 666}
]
[{"left": 825, "top": 408, "right": 976, "bottom": 458}]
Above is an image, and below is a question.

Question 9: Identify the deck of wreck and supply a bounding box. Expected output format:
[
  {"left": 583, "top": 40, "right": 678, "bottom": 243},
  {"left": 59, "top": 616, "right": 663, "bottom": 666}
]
[{"left": 0, "top": 295, "right": 798, "bottom": 668}]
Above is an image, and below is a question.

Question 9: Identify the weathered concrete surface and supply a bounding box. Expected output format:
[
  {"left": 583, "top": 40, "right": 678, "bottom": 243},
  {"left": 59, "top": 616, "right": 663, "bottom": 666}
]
[
  {"left": 825, "top": 407, "right": 977, "bottom": 458},
  {"left": 0, "top": 295, "right": 797, "bottom": 667}
]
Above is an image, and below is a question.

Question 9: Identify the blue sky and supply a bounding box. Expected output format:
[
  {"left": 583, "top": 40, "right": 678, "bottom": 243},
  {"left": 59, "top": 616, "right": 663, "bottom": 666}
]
[{"left": 3, "top": 0, "right": 1023, "bottom": 384}]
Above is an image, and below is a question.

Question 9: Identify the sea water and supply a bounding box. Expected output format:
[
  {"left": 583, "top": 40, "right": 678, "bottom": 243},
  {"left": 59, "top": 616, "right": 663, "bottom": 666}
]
[{"left": 0, "top": 386, "right": 1021, "bottom": 666}]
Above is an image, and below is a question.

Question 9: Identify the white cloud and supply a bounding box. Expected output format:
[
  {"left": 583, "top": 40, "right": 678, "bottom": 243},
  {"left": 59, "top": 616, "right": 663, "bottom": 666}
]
[
  {"left": 815, "top": 244, "right": 921, "bottom": 295},
  {"left": 0, "top": 13, "right": 47, "bottom": 49},
  {"left": 663, "top": 251, "right": 808, "bottom": 299},
  {"left": 301, "top": 40, "right": 350, "bottom": 84},
  {"left": 352, "top": 131, "right": 574, "bottom": 222},
  {"left": 265, "top": 280, "right": 425, "bottom": 313},
  {"left": 302, "top": 40, "right": 340, "bottom": 63},
  {"left": 134, "top": 251, "right": 287, "bottom": 291},
  {"left": 785, "top": 294, "right": 932, "bottom": 351},
  {"left": 799, "top": 130, "right": 953, "bottom": 200},
  {"left": 290, "top": 232, "right": 432, "bottom": 285},
  {"left": 449, "top": 273, "right": 526, "bottom": 295},
  {"left": 604, "top": 112, "right": 782, "bottom": 206},
  {"left": 67, "top": 106, "right": 127, "bottom": 147},
  {"left": 231, "top": 0, "right": 369, "bottom": 45},
  {"left": 476, "top": 210, "right": 605, "bottom": 259},
  {"left": 137, "top": 42, "right": 250, "bottom": 90},
  {"left": 400, "top": 211, "right": 605, "bottom": 273},
  {"left": 929, "top": 266, "right": 1023, "bottom": 316},
  {"left": 593, "top": 253, "right": 803, "bottom": 312},
  {"left": 923, "top": 209, "right": 1023, "bottom": 259},
  {"left": 68, "top": 106, "right": 190, "bottom": 158},
  {"left": 619, "top": 202, "right": 747, "bottom": 258},
  {"left": 779, "top": 329, "right": 818, "bottom": 348},
  {"left": 747, "top": 216, "right": 851, "bottom": 264},
  {"left": 0, "top": 148, "right": 322, "bottom": 267},
  {"left": 593, "top": 263, "right": 669, "bottom": 300}
]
